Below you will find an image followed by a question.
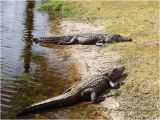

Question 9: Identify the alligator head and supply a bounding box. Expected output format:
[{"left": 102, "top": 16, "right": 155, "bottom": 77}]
[
  {"left": 103, "top": 66, "right": 125, "bottom": 81},
  {"left": 105, "top": 34, "right": 132, "bottom": 43}
]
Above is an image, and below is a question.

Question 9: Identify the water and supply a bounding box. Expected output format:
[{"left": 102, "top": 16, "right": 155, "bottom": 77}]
[
  {"left": 1, "top": 0, "right": 79, "bottom": 119},
  {"left": 1, "top": 0, "right": 106, "bottom": 119}
]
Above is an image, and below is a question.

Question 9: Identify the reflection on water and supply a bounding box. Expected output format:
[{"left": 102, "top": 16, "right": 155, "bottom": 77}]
[
  {"left": 23, "top": 1, "right": 35, "bottom": 73},
  {"left": 1, "top": 0, "right": 79, "bottom": 119}
]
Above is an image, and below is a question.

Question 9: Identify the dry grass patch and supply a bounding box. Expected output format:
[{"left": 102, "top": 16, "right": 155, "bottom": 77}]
[{"left": 110, "top": 43, "right": 159, "bottom": 119}]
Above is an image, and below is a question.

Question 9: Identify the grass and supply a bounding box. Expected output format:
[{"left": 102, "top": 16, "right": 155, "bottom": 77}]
[
  {"left": 37, "top": 0, "right": 159, "bottom": 119},
  {"left": 37, "top": 0, "right": 74, "bottom": 19}
]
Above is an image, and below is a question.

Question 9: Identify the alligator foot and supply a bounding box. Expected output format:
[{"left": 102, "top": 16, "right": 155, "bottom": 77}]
[{"left": 95, "top": 95, "right": 106, "bottom": 103}]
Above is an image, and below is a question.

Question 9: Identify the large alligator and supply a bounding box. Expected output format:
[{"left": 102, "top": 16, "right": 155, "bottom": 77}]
[
  {"left": 16, "top": 66, "right": 125, "bottom": 116},
  {"left": 33, "top": 33, "right": 132, "bottom": 46}
]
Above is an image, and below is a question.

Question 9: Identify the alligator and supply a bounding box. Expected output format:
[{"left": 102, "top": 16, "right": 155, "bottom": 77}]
[
  {"left": 16, "top": 66, "right": 125, "bottom": 116},
  {"left": 33, "top": 33, "right": 132, "bottom": 46}
]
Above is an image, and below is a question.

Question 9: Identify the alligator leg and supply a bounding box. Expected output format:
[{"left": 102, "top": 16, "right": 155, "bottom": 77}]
[
  {"left": 81, "top": 88, "right": 105, "bottom": 103},
  {"left": 91, "top": 92, "right": 105, "bottom": 103},
  {"left": 95, "top": 42, "right": 105, "bottom": 47},
  {"left": 95, "top": 39, "right": 106, "bottom": 47},
  {"left": 58, "top": 36, "right": 77, "bottom": 45},
  {"left": 102, "top": 39, "right": 106, "bottom": 47},
  {"left": 109, "top": 80, "right": 120, "bottom": 88}
]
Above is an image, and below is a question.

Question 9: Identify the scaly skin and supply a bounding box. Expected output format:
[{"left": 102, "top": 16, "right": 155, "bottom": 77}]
[
  {"left": 16, "top": 66, "right": 125, "bottom": 116},
  {"left": 33, "top": 33, "right": 132, "bottom": 45}
]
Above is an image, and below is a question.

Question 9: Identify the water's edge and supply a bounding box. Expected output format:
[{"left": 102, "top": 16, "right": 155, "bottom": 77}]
[{"left": 1, "top": 0, "right": 80, "bottom": 119}]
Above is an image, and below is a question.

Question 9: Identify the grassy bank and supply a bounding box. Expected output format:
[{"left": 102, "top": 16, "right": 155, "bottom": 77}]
[{"left": 38, "top": 0, "right": 159, "bottom": 119}]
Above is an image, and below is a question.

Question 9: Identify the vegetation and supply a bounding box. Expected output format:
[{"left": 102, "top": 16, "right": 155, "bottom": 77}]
[
  {"left": 38, "top": 0, "right": 159, "bottom": 119},
  {"left": 37, "top": 0, "right": 73, "bottom": 19}
]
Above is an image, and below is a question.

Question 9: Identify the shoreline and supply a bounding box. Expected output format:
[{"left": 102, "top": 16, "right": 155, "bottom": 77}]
[{"left": 52, "top": 19, "right": 125, "bottom": 119}]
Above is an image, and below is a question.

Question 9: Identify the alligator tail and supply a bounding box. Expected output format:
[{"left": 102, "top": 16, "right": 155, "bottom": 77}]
[
  {"left": 16, "top": 92, "right": 79, "bottom": 116},
  {"left": 33, "top": 36, "right": 73, "bottom": 44}
]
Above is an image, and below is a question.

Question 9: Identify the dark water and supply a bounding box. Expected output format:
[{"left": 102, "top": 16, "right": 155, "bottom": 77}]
[{"left": 1, "top": 0, "right": 80, "bottom": 119}]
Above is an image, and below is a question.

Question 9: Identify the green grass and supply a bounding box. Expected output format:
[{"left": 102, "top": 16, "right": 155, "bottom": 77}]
[
  {"left": 37, "top": 0, "right": 75, "bottom": 19},
  {"left": 37, "top": 0, "right": 62, "bottom": 11},
  {"left": 38, "top": 0, "right": 159, "bottom": 119}
]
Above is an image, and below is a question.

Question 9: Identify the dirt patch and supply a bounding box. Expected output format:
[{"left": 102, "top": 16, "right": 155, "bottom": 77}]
[
  {"left": 70, "top": 45, "right": 119, "bottom": 78},
  {"left": 53, "top": 19, "right": 125, "bottom": 120},
  {"left": 143, "top": 40, "right": 159, "bottom": 46}
]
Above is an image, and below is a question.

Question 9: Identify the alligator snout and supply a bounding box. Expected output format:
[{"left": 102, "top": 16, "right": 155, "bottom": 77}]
[
  {"left": 120, "top": 36, "right": 132, "bottom": 42},
  {"left": 127, "top": 38, "right": 132, "bottom": 41}
]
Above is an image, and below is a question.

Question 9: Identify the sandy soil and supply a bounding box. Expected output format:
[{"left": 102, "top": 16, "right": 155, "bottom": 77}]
[
  {"left": 59, "top": 19, "right": 119, "bottom": 77},
  {"left": 50, "top": 19, "right": 125, "bottom": 120}
]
